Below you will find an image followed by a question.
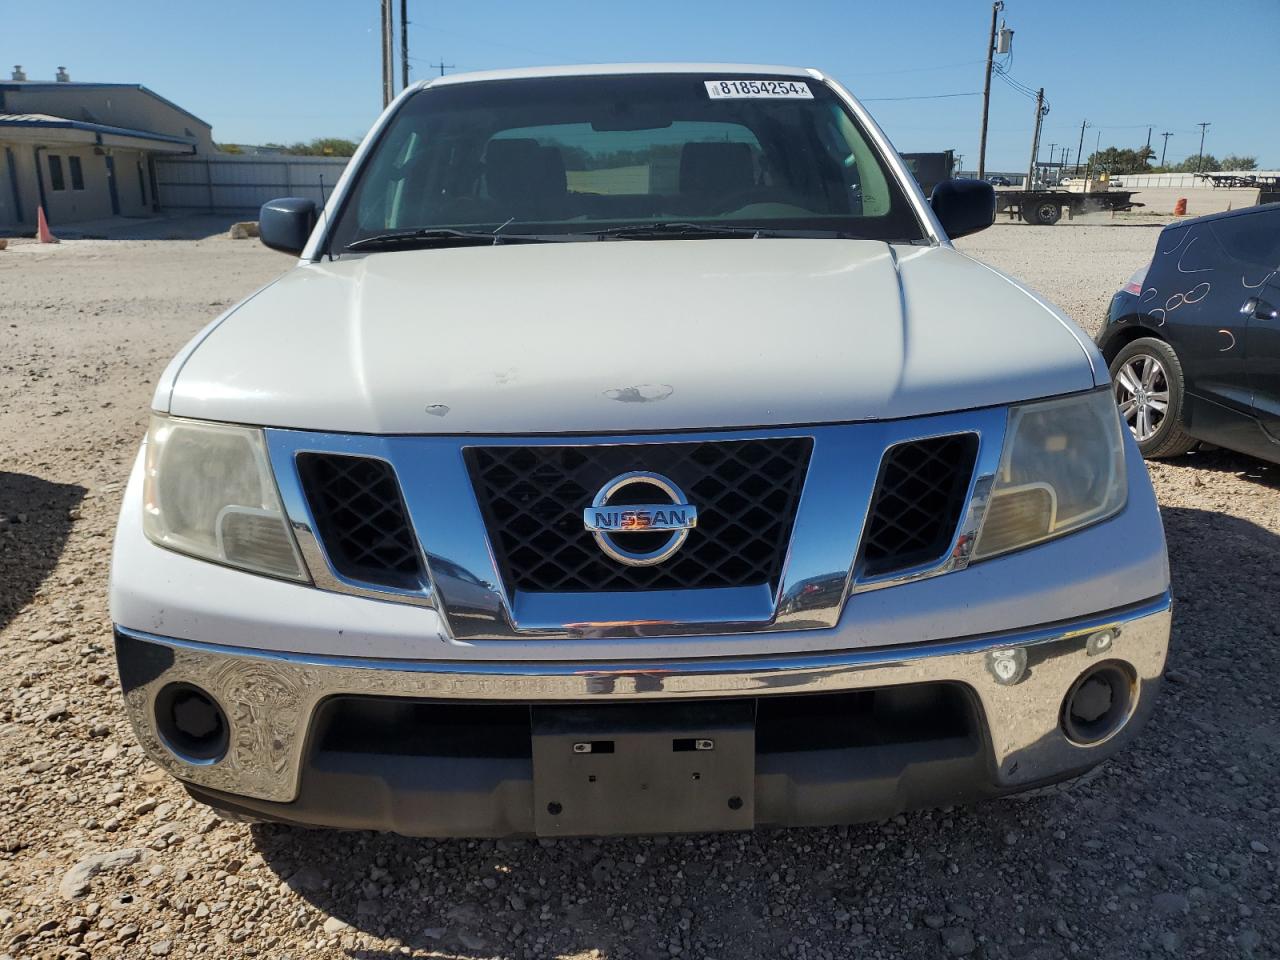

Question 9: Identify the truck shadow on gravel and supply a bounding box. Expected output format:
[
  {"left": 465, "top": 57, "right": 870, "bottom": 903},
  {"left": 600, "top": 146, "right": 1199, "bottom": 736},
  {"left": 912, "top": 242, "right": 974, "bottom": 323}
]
[
  {"left": 240, "top": 504, "right": 1278, "bottom": 960},
  {"left": 0, "top": 472, "right": 86, "bottom": 633}
]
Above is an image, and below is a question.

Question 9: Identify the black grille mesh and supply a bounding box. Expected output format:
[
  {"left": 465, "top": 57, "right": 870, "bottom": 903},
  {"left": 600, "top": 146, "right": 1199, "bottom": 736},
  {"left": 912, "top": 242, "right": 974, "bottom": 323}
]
[
  {"left": 466, "top": 439, "right": 813, "bottom": 593},
  {"left": 297, "top": 454, "right": 422, "bottom": 590},
  {"left": 859, "top": 434, "right": 979, "bottom": 578}
]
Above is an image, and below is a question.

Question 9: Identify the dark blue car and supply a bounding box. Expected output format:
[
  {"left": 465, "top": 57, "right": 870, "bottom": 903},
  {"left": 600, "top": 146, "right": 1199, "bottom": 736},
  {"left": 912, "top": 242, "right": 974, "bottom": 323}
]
[{"left": 1095, "top": 203, "right": 1280, "bottom": 463}]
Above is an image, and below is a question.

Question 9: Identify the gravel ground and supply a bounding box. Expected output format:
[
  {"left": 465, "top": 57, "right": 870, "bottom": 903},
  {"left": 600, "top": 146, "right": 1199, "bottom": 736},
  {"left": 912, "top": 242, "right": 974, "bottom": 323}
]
[{"left": 1, "top": 223, "right": 1277, "bottom": 960}]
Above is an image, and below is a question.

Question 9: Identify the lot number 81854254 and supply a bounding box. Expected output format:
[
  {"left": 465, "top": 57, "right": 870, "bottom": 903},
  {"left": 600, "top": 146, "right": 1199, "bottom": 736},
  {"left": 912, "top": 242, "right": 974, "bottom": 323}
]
[{"left": 704, "top": 79, "right": 813, "bottom": 99}]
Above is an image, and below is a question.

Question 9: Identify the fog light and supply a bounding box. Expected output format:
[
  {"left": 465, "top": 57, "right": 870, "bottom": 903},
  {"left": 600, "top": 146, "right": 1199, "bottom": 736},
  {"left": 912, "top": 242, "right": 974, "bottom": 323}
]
[
  {"left": 154, "top": 682, "right": 228, "bottom": 762},
  {"left": 1061, "top": 662, "right": 1134, "bottom": 745}
]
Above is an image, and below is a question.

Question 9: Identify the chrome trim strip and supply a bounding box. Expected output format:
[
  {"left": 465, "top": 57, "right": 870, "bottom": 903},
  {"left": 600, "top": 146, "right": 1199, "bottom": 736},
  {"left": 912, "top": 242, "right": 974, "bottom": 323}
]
[
  {"left": 265, "top": 411, "right": 1007, "bottom": 641},
  {"left": 118, "top": 593, "right": 1168, "bottom": 680},
  {"left": 114, "top": 592, "right": 1172, "bottom": 803}
]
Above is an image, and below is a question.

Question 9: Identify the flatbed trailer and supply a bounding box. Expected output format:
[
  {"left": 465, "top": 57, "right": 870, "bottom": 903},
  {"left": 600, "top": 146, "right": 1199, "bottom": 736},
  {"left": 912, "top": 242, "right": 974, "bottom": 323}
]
[{"left": 993, "top": 189, "right": 1144, "bottom": 225}]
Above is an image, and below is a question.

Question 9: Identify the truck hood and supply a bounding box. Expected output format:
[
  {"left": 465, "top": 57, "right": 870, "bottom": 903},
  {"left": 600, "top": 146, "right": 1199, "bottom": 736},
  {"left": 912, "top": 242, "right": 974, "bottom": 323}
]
[{"left": 163, "top": 239, "right": 1098, "bottom": 434}]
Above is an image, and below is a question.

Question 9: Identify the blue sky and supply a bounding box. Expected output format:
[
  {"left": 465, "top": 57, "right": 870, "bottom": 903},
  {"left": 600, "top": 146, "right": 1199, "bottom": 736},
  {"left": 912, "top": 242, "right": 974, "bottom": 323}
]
[{"left": 7, "top": 0, "right": 1277, "bottom": 169}]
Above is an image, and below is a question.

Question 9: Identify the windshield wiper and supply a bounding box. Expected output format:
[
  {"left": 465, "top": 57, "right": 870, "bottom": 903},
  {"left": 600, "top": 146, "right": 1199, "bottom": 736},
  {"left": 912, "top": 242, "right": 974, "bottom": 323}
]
[
  {"left": 345, "top": 228, "right": 551, "bottom": 251},
  {"left": 587, "top": 222, "right": 772, "bottom": 240}
]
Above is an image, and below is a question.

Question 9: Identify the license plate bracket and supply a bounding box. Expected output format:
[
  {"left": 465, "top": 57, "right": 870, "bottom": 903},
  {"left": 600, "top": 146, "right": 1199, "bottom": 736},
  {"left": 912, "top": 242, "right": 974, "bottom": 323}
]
[{"left": 531, "top": 701, "right": 755, "bottom": 836}]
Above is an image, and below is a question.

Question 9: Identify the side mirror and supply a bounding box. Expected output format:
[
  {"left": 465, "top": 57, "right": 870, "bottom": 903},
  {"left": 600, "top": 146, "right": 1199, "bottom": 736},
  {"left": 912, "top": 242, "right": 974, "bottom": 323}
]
[
  {"left": 259, "top": 197, "right": 318, "bottom": 255},
  {"left": 929, "top": 179, "right": 996, "bottom": 239}
]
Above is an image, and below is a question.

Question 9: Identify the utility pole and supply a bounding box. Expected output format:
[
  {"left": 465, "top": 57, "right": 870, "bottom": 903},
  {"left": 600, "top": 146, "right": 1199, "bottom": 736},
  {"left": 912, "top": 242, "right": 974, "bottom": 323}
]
[
  {"left": 380, "top": 0, "right": 393, "bottom": 107},
  {"left": 1195, "top": 122, "right": 1211, "bottom": 173},
  {"left": 1159, "top": 131, "right": 1173, "bottom": 168},
  {"left": 430, "top": 58, "right": 454, "bottom": 77},
  {"left": 400, "top": 0, "right": 409, "bottom": 91},
  {"left": 1075, "top": 119, "right": 1089, "bottom": 174},
  {"left": 976, "top": 0, "right": 1004, "bottom": 180},
  {"left": 1026, "top": 87, "right": 1046, "bottom": 190}
]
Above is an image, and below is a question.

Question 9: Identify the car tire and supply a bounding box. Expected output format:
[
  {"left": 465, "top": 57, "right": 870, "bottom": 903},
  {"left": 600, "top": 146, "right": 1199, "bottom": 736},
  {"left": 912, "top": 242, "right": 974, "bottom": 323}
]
[{"left": 1109, "top": 337, "right": 1197, "bottom": 459}]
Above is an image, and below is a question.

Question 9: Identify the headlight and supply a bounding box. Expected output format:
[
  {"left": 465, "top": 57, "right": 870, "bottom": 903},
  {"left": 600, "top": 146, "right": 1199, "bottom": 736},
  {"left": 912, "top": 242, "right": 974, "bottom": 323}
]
[
  {"left": 143, "top": 415, "right": 309, "bottom": 581},
  {"left": 973, "top": 389, "right": 1127, "bottom": 560}
]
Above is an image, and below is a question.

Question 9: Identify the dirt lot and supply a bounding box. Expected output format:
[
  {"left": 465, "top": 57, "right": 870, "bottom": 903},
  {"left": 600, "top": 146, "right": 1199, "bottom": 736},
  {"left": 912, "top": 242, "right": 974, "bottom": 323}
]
[{"left": 1, "top": 224, "right": 1277, "bottom": 960}]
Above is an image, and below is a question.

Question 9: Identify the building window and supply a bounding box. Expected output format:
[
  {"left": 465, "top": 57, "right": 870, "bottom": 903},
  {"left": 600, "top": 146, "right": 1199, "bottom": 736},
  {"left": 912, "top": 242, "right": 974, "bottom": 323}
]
[
  {"left": 68, "top": 156, "right": 85, "bottom": 191},
  {"left": 48, "top": 155, "right": 66, "bottom": 191}
]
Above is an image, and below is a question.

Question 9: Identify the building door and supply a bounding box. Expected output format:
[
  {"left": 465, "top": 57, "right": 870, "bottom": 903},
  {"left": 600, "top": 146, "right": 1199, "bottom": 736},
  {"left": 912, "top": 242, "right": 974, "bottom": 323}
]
[
  {"left": 105, "top": 154, "right": 120, "bottom": 215},
  {"left": 1, "top": 147, "right": 23, "bottom": 226}
]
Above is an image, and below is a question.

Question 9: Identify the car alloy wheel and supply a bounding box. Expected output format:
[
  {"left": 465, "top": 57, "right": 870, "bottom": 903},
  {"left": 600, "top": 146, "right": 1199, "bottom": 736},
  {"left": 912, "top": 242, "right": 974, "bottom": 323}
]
[{"left": 1114, "top": 353, "right": 1170, "bottom": 442}]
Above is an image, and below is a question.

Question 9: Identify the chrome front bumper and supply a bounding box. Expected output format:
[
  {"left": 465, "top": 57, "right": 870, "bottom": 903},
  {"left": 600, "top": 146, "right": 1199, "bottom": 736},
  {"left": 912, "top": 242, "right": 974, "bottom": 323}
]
[{"left": 115, "top": 593, "right": 1171, "bottom": 807}]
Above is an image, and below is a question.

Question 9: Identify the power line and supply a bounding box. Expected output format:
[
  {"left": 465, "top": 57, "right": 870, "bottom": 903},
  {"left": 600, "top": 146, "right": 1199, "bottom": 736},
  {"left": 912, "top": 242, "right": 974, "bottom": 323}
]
[
  {"left": 840, "top": 57, "right": 988, "bottom": 77},
  {"left": 861, "top": 92, "right": 983, "bottom": 102},
  {"left": 992, "top": 63, "right": 1038, "bottom": 100}
]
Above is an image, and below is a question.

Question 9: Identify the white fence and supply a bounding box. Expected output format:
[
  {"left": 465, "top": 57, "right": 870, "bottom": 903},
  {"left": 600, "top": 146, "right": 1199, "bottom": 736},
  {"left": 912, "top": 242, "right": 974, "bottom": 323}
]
[
  {"left": 155, "top": 155, "right": 350, "bottom": 211},
  {"left": 1112, "top": 171, "right": 1279, "bottom": 189}
]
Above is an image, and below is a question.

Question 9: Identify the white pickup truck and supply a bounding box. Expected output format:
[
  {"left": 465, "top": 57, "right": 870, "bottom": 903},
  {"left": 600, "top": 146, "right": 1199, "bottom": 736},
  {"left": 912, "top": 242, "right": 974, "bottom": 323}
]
[{"left": 110, "top": 64, "right": 1170, "bottom": 837}]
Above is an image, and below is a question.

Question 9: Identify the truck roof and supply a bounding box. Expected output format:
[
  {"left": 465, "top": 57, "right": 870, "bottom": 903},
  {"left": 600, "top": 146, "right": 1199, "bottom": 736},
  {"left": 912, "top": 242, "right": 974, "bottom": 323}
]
[{"left": 421, "top": 63, "right": 820, "bottom": 90}]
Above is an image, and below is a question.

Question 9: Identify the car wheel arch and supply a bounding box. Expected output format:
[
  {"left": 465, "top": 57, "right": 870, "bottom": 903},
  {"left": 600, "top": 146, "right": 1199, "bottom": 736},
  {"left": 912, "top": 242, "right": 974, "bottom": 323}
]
[{"left": 1101, "top": 322, "right": 1171, "bottom": 366}]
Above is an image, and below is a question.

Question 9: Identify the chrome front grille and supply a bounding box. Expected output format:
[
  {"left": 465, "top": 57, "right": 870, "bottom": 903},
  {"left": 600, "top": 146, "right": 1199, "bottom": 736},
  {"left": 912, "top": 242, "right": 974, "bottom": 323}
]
[
  {"left": 267, "top": 408, "right": 1006, "bottom": 640},
  {"left": 464, "top": 438, "right": 813, "bottom": 593}
]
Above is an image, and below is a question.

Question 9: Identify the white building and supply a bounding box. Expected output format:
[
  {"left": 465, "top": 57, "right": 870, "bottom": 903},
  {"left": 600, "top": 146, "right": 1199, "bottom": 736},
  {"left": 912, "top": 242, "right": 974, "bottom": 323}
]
[{"left": 0, "top": 67, "right": 216, "bottom": 232}]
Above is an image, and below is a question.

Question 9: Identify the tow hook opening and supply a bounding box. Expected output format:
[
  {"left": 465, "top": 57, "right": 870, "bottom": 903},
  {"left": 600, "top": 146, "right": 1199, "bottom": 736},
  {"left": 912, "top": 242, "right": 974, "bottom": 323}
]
[
  {"left": 154, "top": 682, "right": 229, "bottom": 763},
  {"left": 1061, "top": 662, "right": 1136, "bottom": 746}
]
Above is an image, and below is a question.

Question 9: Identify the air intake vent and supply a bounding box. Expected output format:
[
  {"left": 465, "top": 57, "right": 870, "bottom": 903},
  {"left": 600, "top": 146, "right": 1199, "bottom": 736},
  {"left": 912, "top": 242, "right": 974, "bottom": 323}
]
[
  {"left": 859, "top": 434, "right": 979, "bottom": 578},
  {"left": 296, "top": 453, "right": 423, "bottom": 591},
  {"left": 466, "top": 438, "right": 812, "bottom": 594}
]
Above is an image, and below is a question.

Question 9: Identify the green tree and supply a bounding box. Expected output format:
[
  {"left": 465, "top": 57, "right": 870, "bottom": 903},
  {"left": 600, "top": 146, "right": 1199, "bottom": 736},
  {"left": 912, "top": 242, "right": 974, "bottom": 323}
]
[
  {"left": 280, "top": 137, "right": 359, "bottom": 157},
  {"left": 1169, "top": 154, "right": 1220, "bottom": 173},
  {"left": 1085, "top": 146, "right": 1155, "bottom": 174},
  {"left": 215, "top": 142, "right": 244, "bottom": 155},
  {"left": 1219, "top": 154, "right": 1258, "bottom": 171}
]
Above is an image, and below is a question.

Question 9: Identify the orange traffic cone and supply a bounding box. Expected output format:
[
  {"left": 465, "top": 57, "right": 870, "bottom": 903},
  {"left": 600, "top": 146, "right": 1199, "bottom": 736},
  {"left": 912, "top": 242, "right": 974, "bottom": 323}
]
[{"left": 37, "top": 205, "right": 59, "bottom": 243}]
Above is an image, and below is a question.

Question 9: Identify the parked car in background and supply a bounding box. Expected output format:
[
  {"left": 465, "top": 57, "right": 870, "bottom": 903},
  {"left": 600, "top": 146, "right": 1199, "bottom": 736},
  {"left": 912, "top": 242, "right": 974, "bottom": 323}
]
[
  {"left": 1096, "top": 203, "right": 1280, "bottom": 463},
  {"left": 987, "top": 175, "right": 1011, "bottom": 186},
  {"left": 111, "top": 63, "right": 1171, "bottom": 838}
]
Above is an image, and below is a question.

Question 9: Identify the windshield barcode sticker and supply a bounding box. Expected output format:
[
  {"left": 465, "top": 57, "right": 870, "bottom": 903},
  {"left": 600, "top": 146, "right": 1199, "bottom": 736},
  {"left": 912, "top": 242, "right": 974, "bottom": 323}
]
[{"left": 705, "top": 79, "right": 813, "bottom": 100}]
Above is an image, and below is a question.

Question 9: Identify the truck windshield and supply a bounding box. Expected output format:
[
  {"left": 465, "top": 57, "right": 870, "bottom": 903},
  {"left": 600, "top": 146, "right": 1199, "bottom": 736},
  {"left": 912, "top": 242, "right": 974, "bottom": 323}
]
[{"left": 325, "top": 73, "right": 927, "bottom": 251}]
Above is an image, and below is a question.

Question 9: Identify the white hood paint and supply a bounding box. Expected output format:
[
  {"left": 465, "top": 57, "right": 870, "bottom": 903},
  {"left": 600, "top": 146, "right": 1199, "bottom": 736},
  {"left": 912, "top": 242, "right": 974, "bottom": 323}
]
[{"left": 164, "top": 240, "right": 1098, "bottom": 434}]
